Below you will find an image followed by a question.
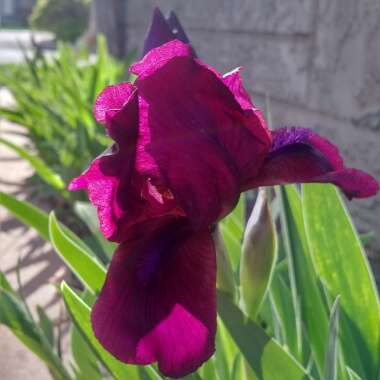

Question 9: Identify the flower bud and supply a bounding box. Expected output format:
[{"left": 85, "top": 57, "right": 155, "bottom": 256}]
[{"left": 240, "top": 189, "right": 277, "bottom": 319}]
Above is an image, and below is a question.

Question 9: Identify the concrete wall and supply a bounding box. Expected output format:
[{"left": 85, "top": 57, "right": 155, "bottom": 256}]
[{"left": 125, "top": 0, "right": 380, "bottom": 249}]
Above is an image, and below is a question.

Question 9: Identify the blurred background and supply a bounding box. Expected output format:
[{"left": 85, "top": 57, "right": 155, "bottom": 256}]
[{"left": 1, "top": 1, "right": 379, "bottom": 379}]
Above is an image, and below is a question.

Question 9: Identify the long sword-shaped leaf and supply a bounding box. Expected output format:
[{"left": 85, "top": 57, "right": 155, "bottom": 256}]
[
  {"left": 0, "top": 137, "right": 65, "bottom": 190},
  {"left": 49, "top": 212, "right": 106, "bottom": 294},
  {"left": 217, "top": 291, "right": 311, "bottom": 380},
  {"left": 220, "top": 194, "right": 245, "bottom": 271},
  {"left": 0, "top": 192, "right": 88, "bottom": 252},
  {"left": 303, "top": 184, "right": 380, "bottom": 379},
  {"left": 0, "top": 288, "right": 72, "bottom": 380},
  {"left": 324, "top": 297, "right": 340, "bottom": 380},
  {"left": 278, "top": 185, "right": 331, "bottom": 374},
  {"left": 61, "top": 282, "right": 139, "bottom": 380}
]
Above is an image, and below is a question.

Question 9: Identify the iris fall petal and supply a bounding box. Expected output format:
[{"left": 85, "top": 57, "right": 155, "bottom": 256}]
[
  {"left": 91, "top": 218, "right": 216, "bottom": 378},
  {"left": 244, "top": 127, "right": 379, "bottom": 198}
]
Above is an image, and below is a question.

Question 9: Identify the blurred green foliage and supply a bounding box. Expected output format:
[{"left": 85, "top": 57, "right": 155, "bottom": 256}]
[
  {"left": 0, "top": 36, "right": 129, "bottom": 203},
  {"left": 29, "top": 0, "right": 90, "bottom": 42}
]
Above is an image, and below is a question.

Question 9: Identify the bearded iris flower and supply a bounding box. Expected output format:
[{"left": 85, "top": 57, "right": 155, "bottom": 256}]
[{"left": 69, "top": 12, "right": 378, "bottom": 379}]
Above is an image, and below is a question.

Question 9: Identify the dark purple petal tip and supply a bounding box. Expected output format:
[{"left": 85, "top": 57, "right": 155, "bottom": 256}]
[
  {"left": 143, "top": 7, "right": 194, "bottom": 56},
  {"left": 245, "top": 127, "right": 379, "bottom": 199}
]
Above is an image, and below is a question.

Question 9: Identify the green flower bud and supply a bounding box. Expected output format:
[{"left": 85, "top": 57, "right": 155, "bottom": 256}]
[{"left": 240, "top": 189, "right": 277, "bottom": 319}]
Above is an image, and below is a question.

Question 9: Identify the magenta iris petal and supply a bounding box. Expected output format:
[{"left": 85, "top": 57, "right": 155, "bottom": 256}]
[
  {"left": 222, "top": 67, "right": 257, "bottom": 111},
  {"left": 94, "top": 82, "right": 135, "bottom": 123},
  {"left": 221, "top": 67, "right": 271, "bottom": 180},
  {"left": 70, "top": 86, "right": 139, "bottom": 240},
  {"left": 131, "top": 40, "right": 271, "bottom": 225},
  {"left": 70, "top": 83, "right": 182, "bottom": 241},
  {"left": 69, "top": 153, "right": 129, "bottom": 240},
  {"left": 91, "top": 218, "right": 216, "bottom": 378},
  {"left": 245, "top": 127, "right": 379, "bottom": 198}
]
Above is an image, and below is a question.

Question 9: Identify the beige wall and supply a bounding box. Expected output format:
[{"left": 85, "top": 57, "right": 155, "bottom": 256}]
[{"left": 126, "top": 0, "right": 380, "bottom": 249}]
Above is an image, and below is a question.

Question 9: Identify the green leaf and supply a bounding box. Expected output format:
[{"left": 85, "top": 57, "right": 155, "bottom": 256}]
[
  {"left": 37, "top": 305, "right": 55, "bottom": 347},
  {"left": 71, "top": 324, "right": 102, "bottom": 380},
  {"left": 139, "top": 366, "right": 164, "bottom": 380},
  {"left": 0, "top": 191, "right": 50, "bottom": 240},
  {"left": 276, "top": 187, "right": 303, "bottom": 360},
  {"left": 199, "top": 358, "right": 217, "bottom": 380},
  {"left": 267, "top": 267, "right": 298, "bottom": 351},
  {"left": 214, "top": 319, "right": 232, "bottom": 380},
  {"left": 74, "top": 201, "right": 115, "bottom": 260},
  {"left": 231, "top": 354, "right": 245, "bottom": 380},
  {"left": 217, "top": 291, "right": 310, "bottom": 380},
  {"left": 346, "top": 367, "right": 363, "bottom": 380},
  {"left": 303, "top": 184, "right": 380, "bottom": 379},
  {"left": 324, "top": 297, "right": 340, "bottom": 380},
  {"left": 214, "top": 227, "right": 236, "bottom": 299},
  {"left": 0, "top": 192, "right": 89, "bottom": 252},
  {"left": 0, "top": 137, "right": 65, "bottom": 190},
  {"left": 278, "top": 185, "right": 330, "bottom": 373},
  {"left": 0, "top": 289, "right": 71, "bottom": 380},
  {"left": 220, "top": 194, "right": 245, "bottom": 271},
  {"left": 49, "top": 212, "right": 106, "bottom": 294},
  {"left": 61, "top": 282, "right": 139, "bottom": 380},
  {"left": 0, "top": 270, "right": 15, "bottom": 294},
  {"left": 182, "top": 373, "right": 203, "bottom": 380}
]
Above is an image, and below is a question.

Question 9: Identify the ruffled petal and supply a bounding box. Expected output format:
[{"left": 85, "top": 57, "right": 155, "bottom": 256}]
[
  {"left": 70, "top": 86, "right": 181, "bottom": 241},
  {"left": 131, "top": 40, "right": 271, "bottom": 226},
  {"left": 94, "top": 82, "right": 136, "bottom": 124},
  {"left": 91, "top": 218, "right": 216, "bottom": 378},
  {"left": 70, "top": 88, "right": 139, "bottom": 240},
  {"left": 245, "top": 127, "right": 379, "bottom": 199},
  {"left": 68, "top": 151, "right": 130, "bottom": 240},
  {"left": 221, "top": 67, "right": 271, "bottom": 181},
  {"left": 222, "top": 67, "right": 256, "bottom": 111}
]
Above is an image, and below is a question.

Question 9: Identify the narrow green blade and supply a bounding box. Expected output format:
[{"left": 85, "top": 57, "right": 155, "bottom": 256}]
[
  {"left": 279, "top": 185, "right": 330, "bottom": 373},
  {"left": 217, "top": 291, "right": 310, "bottom": 380},
  {"left": 303, "top": 184, "right": 380, "bottom": 379},
  {"left": 0, "top": 192, "right": 89, "bottom": 252},
  {"left": 220, "top": 194, "right": 245, "bottom": 271},
  {"left": 0, "top": 289, "right": 71, "bottom": 380},
  {"left": 0, "top": 137, "right": 65, "bottom": 190},
  {"left": 49, "top": 212, "right": 106, "bottom": 294},
  {"left": 324, "top": 297, "right": 340, "bottom": 380},
  {"left": 61, "top": 282, "right": 139, "bottom": 380}
]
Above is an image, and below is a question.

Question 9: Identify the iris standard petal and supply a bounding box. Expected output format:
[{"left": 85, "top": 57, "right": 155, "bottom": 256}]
[
  {"left": 131, "top": 40, "right": 271, "bottom": 226},
  {"left": 221, "top": 67, "right": 271, "bottom": 180},
  {"left": 167, "top": 11, "right": 192, "bottom": 45},
  {"left": 143, "top": 7, "right": 176, "bottom": 56},
  {"left": 91, "top": 218, "right": 216, "bottom": 378},
  {"left": 143, "top": 7, "right": 194, "bottom": 57},
  {"left": 245, "top": 127, "right": 379, "bottom": 199}
]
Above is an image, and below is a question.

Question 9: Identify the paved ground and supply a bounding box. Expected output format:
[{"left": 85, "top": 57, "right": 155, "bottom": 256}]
[{"left": 0, "top": 85, "right": 67, "bottom": 379}]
